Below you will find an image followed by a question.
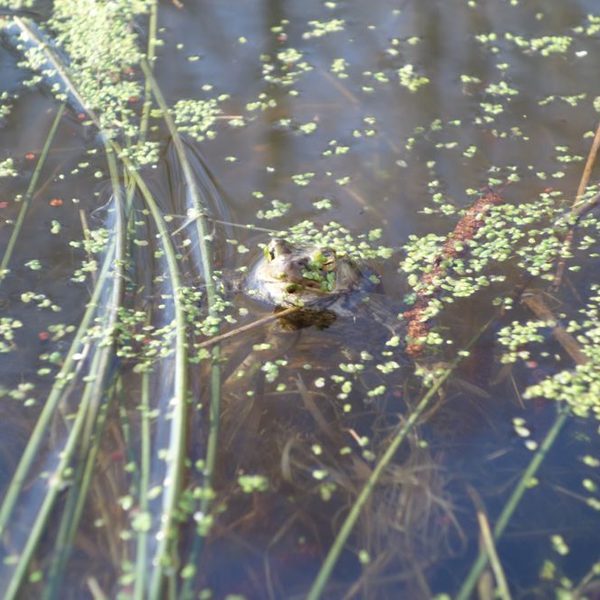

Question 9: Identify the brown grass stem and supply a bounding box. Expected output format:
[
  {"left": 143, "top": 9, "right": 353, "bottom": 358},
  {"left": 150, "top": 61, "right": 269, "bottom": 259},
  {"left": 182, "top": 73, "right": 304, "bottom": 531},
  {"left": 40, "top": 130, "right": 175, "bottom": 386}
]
[
  {"left": 521, "top": 291, "right": 587, "bottom": 366},
  {"left": 575, "top": 122, "right": 600, "bottom": 200},
  {"left": 196, "top": 306, "right": 300, "bottom": 349},
  {"left": 466, "top": 485, "right": 512, "bottom": 600},
  {"left": 553, "top": 121, "right": 600, "bottom": 288}
]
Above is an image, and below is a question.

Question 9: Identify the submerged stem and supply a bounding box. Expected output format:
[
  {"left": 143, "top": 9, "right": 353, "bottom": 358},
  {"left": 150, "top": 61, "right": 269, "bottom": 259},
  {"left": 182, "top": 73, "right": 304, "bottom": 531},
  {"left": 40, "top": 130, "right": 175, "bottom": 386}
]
[
  {"left": 42, "top": 144, "right": 127, "bottom": 599},
  {"left": 307, "top": 317, "right": 495, "bottom": 600},
  {"left": 306, "top": 365, "right": 454, "bottom": 600},
  {"left": 139, "top": 58, "right": 224, "bottom": 597},
  {"left": 128, "top": 167, "right": 188, "bottom": 600},
  {"left": 139, "top": 1, "right": 158, "bottom": 141},
  {"left": 466, "top": 486, "right": 512, "bottom": 600},
  {"left": 134, "top": 370, "right": 152, "bottom": 600},
  {"left": 3, "top": 209, "right": 123, "bottom": 597},
  {"left": 0, "top": 244, "right": 116, "bottom": 535}
]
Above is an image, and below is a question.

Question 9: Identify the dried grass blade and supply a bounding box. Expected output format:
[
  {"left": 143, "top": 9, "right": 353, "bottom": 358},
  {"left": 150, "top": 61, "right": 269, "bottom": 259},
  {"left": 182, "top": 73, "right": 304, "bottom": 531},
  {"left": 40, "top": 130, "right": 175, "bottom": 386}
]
[{"left": 455, "top": 409, "right": 569, "bottom": 600}]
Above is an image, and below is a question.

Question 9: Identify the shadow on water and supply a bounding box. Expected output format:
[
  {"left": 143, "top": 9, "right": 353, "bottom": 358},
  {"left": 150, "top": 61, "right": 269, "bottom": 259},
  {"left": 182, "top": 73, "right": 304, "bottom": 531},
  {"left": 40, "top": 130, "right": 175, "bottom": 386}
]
[{"left": 1, "top": 0, "right": 600, "bottom": 598}]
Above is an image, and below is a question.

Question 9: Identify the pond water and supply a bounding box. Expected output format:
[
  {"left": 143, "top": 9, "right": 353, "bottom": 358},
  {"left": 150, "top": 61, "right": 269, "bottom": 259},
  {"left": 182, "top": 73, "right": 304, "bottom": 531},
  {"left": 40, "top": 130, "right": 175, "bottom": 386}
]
[{"left": 1, "top": 0, "right": 600, "bottom": 598}]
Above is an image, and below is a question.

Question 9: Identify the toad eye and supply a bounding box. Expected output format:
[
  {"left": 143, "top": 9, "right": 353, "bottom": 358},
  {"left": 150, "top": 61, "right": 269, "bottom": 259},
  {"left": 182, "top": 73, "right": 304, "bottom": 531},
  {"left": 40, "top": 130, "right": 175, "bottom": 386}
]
[
  {"left": 265, "top": 239, "right": 292, "bottom": 261},
  {"left": 264, "top": 245, "right": 277, "bottom": 261}
]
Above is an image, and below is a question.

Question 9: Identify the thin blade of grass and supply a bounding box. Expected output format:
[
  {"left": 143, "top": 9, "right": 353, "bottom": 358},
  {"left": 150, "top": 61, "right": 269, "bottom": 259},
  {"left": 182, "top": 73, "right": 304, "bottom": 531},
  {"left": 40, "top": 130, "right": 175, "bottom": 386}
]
[
  {"left": 139, "top": 1, "right": 158, "bottom": 141},
  {"left": 2, "top": 144, "right": 125, "bottom": 595},
  {"left": 466, "top": 485, "right": 512, "bottom": 600},
  {"left": 4, "top": 10, "right": 189, "bottom": 598},
  {"left": 306, "top": 366, "right": 455, "bottom": 600},
  {"left": 0, "top": 102, "right": 65, "bottom": 283},
  {"left": 43, "top": 392, "right": 114, "bottom": 600},
  {"left": 10, "top": 17, "right": 94, "bottom": 119},
  {"left": 553, "top": 121, "right": 600, "bottom": 288}
]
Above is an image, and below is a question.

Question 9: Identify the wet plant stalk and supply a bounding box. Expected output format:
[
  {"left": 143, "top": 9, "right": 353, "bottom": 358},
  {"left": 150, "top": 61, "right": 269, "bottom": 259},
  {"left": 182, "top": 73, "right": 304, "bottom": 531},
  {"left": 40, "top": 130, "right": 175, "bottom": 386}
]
[
  {"left": 42, "top": 145, "right": 126, "bottom": 599},
  {"left": 0, "top": 23, "right": 188, "bottom": 595},
  {"left": 456, "top": 124, "right": 600, "bottom": 599},
  {"left": 41, "top": 356, "right": 111, "bottom": 600},
  {"left": 0, "top": 102, "right": 65, "bottom": 283},
  {"left": 134, "top": 369, "right": 152, "bottom": 600},
  {"left": 554, "top": 120, "right": 600, "bottom": 287},
  {"left": 12, "top": 18, "right": 97, "bottom": 122},
  {"left": 127, "top": 167, "right": 188, "bottom": 600},
  {"left": 4, "top": 356, "right": 105, "bottom": 599},
  {"left": 139, "top": 1, "right": 158, "bottom": 141},
  {"left": 3, "top": 237, "right": 123, "bottom": 598},
  {"left": 307, "top": 316, "right": 496, "bottom": 600},
  {"left": 139, "top": 58, "right": 224, "bottom": 597},
  {"left": 139, "top": 58, "right": 218, "bottom": 313},
  {"left": 195, "top": 306, "right": 300, "bottom": 350},
  {"left": 0, "top": 241, "right": 117, "bottom": 536},
  {"left": 574, "top": 122, "right": 600, "bottom": 200},
  {"left": 455, "top": 408, "right": 568, "bottom": 600},
  {"left": 4, "top": 146, "right": 125, "bottom": 596}
]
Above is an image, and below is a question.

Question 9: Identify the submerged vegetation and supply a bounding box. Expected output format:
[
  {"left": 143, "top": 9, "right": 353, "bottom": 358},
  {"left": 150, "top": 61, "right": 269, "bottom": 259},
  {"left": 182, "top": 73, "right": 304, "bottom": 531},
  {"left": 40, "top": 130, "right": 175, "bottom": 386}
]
[{"left": 0, "top": 0, "right": 600, "bottom": 598}]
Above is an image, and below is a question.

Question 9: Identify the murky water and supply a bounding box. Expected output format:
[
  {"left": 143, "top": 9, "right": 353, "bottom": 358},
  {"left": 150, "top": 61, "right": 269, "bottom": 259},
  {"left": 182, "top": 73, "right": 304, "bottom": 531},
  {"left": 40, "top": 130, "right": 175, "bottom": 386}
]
[{"left": 1, "top": 0, "right": 600, "bottom": 598}]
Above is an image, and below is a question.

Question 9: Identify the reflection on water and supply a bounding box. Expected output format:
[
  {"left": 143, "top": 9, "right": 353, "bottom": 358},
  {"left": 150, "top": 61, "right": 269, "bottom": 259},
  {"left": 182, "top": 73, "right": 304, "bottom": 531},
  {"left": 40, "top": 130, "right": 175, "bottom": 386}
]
[{"left": 1, "top": 0, "right": 600, "bottom": 597}]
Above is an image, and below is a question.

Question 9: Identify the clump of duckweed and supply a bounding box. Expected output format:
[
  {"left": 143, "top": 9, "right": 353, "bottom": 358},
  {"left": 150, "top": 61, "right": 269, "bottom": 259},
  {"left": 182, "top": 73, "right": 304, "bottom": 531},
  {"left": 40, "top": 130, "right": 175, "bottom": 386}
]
[
  {"left": 20, "top": 291, "right": 61, "bottom": 312},
  {"left": 525, "top": 359, "right": 600, "bottom": 419},
  {"left": 261, "top": 46, "right": 313, "bottom": 88},
  {"left": 401, "top": 186, "right": 595, "bottom": 316},
  {"left": 0, "top": 317, "right": 22, "bottom": 353},
  {"left": 504, "top": 32, "right": 573, "bottom": 56},
  {"left": 256, "top": 199, "right": 291, "bottom": 220},
  {"left": 397, "top": 64, "right": 430, "bottom": 92},
  {"left": 49, "top": 0, "right": 149, "bottom": 136},
  {"left": 0, "top": 0, "right": 37, "bottom": 8},
  {"left": 113, "top": 307, "right": 178, "bottom": 372},
  {"left": 172, "top": 96, "right": 228, "bottom": 142},
  {"left": 0, "top": 94, "right": 14, "bottom": 121},
  {"left": 68, "top": 227, "right": 111, "bottom": 282},
  {"left": 497, "top": 319, "right": 550, "bottom": 364},
  {"left": 302, "top": 18, "right": 345, "bottom": 40},
  {"left": 0, "top": 157, "right": 17, "bottom": 177},
  {"left": 273, "top": 220, "right": 393, "bottom": 261},
  {"left": 506, "top": 285, "right": 600, "bottom": 419}
]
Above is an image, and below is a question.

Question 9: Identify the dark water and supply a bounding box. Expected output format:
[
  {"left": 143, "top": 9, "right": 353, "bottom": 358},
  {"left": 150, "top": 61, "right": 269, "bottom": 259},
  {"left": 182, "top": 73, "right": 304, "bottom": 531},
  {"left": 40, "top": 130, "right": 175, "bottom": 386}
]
[{"left": 1, "top": 1, "right": 600, "bottom": 598}]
